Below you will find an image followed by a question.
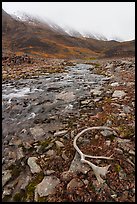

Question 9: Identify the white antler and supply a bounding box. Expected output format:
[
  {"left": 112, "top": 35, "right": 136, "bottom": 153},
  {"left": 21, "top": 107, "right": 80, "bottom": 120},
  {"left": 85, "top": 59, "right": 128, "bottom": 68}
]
[{"left": 73, "top": 126, "right": 117, "bottom": 184}]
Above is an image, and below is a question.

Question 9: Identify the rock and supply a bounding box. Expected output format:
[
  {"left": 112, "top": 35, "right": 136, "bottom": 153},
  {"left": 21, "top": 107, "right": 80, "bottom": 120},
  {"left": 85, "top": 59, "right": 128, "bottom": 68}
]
[
  {"left": 22, "top": 141, "right": 32, "bottom": 149},
  {"left": 110, "top": 82, "right": 119, "bottom": 86},
  {"left": 44, "top": 170, "right": 55, "bottom": 176},
  {"left": 105, "top": 119, "right": 112, "bottom": 127},
  {"left": 35, "top": 176, "right": 60, "bottom": 200},
  {"left": 83, "top": 179, "right": 89, "bottom": 185},
  {"left": 129, "top": 150, "right": 135, "bottom": 156},
  {"left": 81, "top": 99, "right": 91, "bottom": 105},
  {"left": 62, "top": 151, "right": 69, "bottom": 161},
  {"left": 105, "top": 64, "right": 114, "bottom": 69},
  {"left": 114, "top": 148, "right": 123, "bottom": 154},
  {"left": 3, "top": 188, "right": 12, "bottom": 196},
  {"left": 16, "top": 147, "right": 24, "bottom": 160},
  {"left": 67, "top": 178, "right": 84, "bottom": 192},
  {"left": 46, "top": 149, "right": 56, "bottom": 157},
  {"left": 2, "top": 170, "right": 12, "bottom": 187},
  {"left": 56, "top": 91, "right": 75, "bottom": 102},
  {"left": 122, "top": 105, "right": 131, "bottom": 114},
  {"left": 60, "top": 171, "right": 75, "bottom": 182},
  {"left": 55, "top": 140, "right": 64, "bottom": 148},
  {"left": 112, "top": 90, "right": 126, "bottom": 98},
  {"left": 30, "top": 126, "right": 45, "bottom": 140},
  {"left": 90, "top": 89, "right": 102, "bottom": 96},
  {"left": 27, "top": 157, "right": 42, "bottom": 174},
  {"left": 20, "top": 175, "right": 31, "bottom": 190},
  {"left": 71, "top": 130, "right": 75, "bottom": 139},
  {"left": 69, "top": 152, "right": 90, "bottom": 174},
  {"left": 115, "top": 138, "right": 132, "bottom": 152},
  {"left": 119, "top": 169, "right": 126, "bottom": 180},
  {"left": 126, "top": 158, "right": 134, "bottom": 167},
  {"left": 44, "top": 143, "right": 54, "bottom": 151},
  {"left": 106, "top": 140, "right": 111, "bottom": 146},
  {"left": 93, "top": 97, "right": 102, "bottom": 102},
  {"left": 100, "top": 130, "right": 113, "bottom": 137},
  {"left": 54, "top": 130, "right": 68, "bottom": 137}
]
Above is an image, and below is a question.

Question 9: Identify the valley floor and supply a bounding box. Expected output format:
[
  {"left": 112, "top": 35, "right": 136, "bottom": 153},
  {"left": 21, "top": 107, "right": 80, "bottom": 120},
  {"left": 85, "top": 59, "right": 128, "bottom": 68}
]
[{"left": 2, "top": 56, "right": 135, "bottom": 202}]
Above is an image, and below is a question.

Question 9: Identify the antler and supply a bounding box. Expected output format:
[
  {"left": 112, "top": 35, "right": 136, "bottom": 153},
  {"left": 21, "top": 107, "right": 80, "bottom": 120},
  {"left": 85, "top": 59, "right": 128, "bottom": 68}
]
[{"left": 73, "top": 126, "right": 117, "bottom": 184}]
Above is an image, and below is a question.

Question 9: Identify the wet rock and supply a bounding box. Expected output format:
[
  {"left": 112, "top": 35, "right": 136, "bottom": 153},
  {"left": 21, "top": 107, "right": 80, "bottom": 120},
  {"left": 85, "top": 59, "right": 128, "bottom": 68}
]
[
  {"left": 56, "top": 91, "right": 75, "bottom": 102},
  {"left": 67, "top": 178, "right": 84, "bottom": 192},
  {"left": 55, "top": 140, "right": 64, "bottom": 148},
  {"left": 69, "top": 152, "right": 90, "bottom": 174},
  {"left": 112, "top": 90, "right": 126, "bottom": 98},
  {"left": 2, "top": 170, "right": 12, "bottom": 187},
  {"left": 35, "top": 176, "right": 60, "bottom": 200},
  {"left": 27, "top": 157, "right": 42, "bottom": 174}
]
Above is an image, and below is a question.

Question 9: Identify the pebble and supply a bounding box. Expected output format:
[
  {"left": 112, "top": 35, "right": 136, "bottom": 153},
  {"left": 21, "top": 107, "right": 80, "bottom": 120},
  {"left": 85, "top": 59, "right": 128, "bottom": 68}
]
[
  {"left": 54, "top": 130, "right": 68, "bottom": 137},
  {"left": 110, "top": 82, "right": 119, "bottom": 86},
  {"left": 60, "top": 171, "right": 75, "bottom": 182},
  {"left": 106, "top": 140, "right": 111, "bottom": 146},
  {"left": 55, "top": 140, "right": 64, "bottom": 148},
  {"left": 67, "top": 178, "right": 84, "bottom": 192}
]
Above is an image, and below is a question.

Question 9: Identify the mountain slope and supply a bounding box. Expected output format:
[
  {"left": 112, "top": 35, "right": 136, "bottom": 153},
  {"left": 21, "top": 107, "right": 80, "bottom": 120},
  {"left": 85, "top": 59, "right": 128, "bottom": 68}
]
[{"left": 2, "top": 9, "right": 135, "bottom": 59}]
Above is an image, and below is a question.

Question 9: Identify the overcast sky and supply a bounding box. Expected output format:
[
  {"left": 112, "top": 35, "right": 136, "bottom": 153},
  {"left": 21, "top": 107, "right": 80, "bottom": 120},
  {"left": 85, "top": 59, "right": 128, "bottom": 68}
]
[{"left": 2, "top": 2, "right": 135, "bottom": 41}]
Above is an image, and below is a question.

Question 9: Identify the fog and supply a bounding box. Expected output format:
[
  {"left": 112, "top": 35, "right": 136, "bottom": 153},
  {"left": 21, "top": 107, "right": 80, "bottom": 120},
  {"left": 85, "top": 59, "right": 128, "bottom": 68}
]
[{"left": 2, "top": 2, "right": 135, "bottom": 41}]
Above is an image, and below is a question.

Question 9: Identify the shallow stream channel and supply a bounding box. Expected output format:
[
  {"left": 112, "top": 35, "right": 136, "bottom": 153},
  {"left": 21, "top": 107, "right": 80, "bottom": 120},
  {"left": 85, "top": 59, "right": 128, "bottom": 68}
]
[{"left": 2, "top": 63, "right": 111, "bottom": 143}]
